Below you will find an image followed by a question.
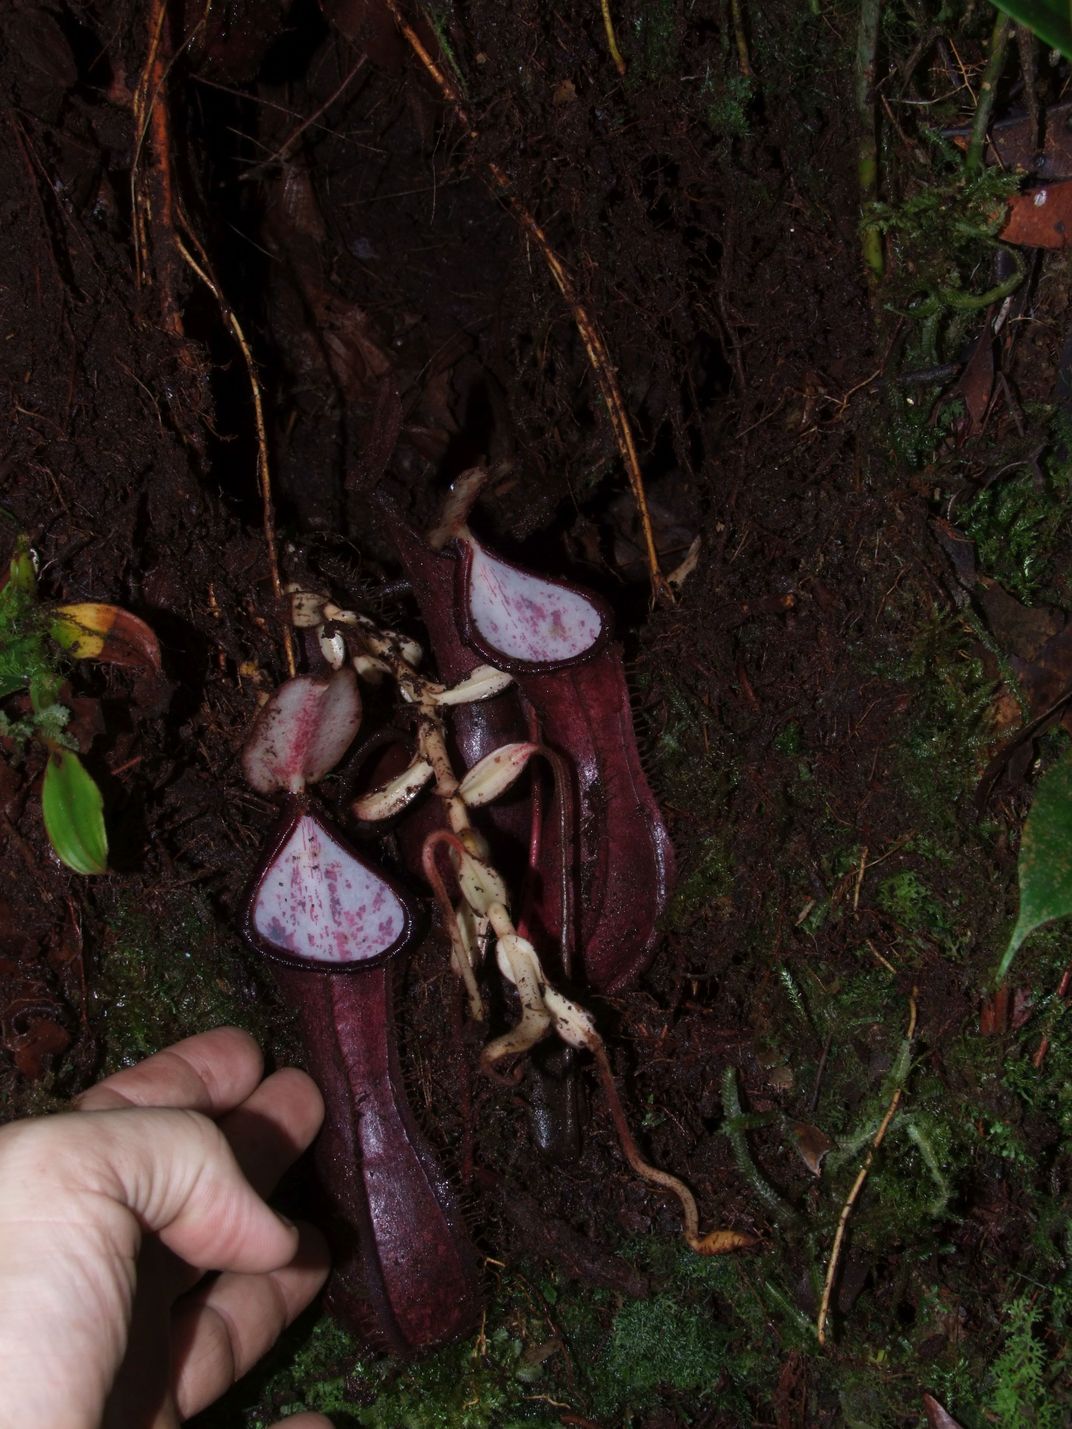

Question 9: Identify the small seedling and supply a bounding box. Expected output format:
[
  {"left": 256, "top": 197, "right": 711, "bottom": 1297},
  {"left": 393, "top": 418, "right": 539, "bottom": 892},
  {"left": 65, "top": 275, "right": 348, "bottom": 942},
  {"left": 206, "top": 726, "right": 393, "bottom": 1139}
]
[{"left": 0, "top": 536, "right": 160, "bottom": 874}]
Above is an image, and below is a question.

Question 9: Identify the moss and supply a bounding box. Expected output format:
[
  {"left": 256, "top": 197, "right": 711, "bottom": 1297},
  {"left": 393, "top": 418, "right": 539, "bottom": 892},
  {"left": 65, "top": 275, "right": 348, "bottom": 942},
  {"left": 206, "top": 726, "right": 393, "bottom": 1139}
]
[
  {"left": 875, "top": 869, "right": 950, "bottom": 938},
  {"left": 985, "top": 1294, "right": 1061, "bottom": 1428},
  {"left": 568, "top": 1242, "right": 788, "bottom": 1419},
  {"left": 595, "top": 1293, "right": 732, "bottom": 1413},
  {"left": 703, "top": 69, "right": 755, "bottom": 139},
  {"left": 196, "top": 1300, "right": 564, "bottom": 1429},
  {"left": 668, "top": 831, "right": 732, "bottom": 930},
  {"left": 883, "top": 611, "right": 995, "bottom": 845},
  {"left": 93, "top": 885, "right": 285, "bottom": 1074},
  {"left": 652, "top": 679, "right": 732, "bottom": 811},
  {"left": 774, "top": 721, "right": 803, "bottom": 756},
  {"left": 350, "top": 1328, "right": 559, "bottom": 1429},
  {"left": 960, "top": 446, "right": 1072, "bottom": 606}
]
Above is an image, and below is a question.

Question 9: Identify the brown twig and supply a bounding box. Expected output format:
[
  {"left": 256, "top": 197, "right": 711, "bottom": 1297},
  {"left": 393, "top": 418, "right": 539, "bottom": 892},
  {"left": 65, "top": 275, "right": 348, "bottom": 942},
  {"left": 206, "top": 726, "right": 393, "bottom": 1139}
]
[
  {"left": 384, "top": 0, "right": 672, "bottom": 606},
  {"left": 817, "top": 987, "right": 918, "bottom": 1346},
  {"left": 173, "top": 228, "right": 296, "bottom": 678}
]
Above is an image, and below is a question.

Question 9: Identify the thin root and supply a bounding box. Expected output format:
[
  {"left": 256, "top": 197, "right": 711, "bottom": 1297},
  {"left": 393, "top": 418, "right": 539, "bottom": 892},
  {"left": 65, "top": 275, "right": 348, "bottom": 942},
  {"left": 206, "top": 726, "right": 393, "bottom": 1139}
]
[
  {"left": 384, "top": 0, "right": 671, "bottom": 607},
  {"left": 599, "top": 0, "right": 627, "bottom": 76},
  {"left": 173, "top": 227, "right": 296, "bottom": 678},
  {"left": 591, "top": 1042, "right": 743, "bottom": 1254}
]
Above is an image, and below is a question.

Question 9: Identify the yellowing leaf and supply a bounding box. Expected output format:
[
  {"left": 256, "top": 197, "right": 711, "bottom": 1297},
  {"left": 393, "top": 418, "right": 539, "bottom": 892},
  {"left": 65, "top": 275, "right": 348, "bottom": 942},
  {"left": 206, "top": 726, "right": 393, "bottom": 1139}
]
[
  {"left": 42, "top": 749, "right": 108, "bottom": 875},
  {"left": 52, "top": 603, "right": 161, "bottom": 672}
]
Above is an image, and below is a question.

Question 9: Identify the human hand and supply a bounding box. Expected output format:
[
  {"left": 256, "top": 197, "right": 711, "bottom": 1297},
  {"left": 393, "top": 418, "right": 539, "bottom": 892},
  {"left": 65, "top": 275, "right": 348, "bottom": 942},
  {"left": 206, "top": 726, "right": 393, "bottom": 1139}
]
[{"left": 0, "top": 1026, "right": 333, "bottom": 1429}]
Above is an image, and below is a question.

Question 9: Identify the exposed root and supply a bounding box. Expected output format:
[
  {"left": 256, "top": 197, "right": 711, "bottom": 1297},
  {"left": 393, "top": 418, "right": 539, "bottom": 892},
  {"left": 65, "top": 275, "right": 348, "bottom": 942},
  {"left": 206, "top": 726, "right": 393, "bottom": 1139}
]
[
  {"left": 591, "top": 1042, "right": 751, "bottom": 1254},
  {"left": 598, "top": 0, "right": 627, "bottom": 77},
  {"left": 383, "top": 0, "right": 671, "bottom": 607},
  {"left": 173, "top": 228, "right": 296, "bottom": 678}
]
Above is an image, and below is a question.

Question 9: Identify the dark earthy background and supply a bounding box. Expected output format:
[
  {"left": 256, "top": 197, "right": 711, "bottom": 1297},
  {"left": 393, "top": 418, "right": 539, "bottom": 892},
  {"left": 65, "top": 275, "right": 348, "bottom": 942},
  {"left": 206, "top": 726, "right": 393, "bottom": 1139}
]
[{"left": 3, "top": 1, "right": 1071, "bottom": 1424}]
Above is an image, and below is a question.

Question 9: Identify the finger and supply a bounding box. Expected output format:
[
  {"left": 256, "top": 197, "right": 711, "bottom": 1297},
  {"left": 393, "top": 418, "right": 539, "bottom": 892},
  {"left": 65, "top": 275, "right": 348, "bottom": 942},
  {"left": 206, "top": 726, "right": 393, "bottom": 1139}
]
[
  {"left": 217, "top": 1067, "right": 325, "bottom": 1199},
  {"left": 98, "top": 1238, "right": 182, "bottom": 1429},
  {"left": 76, "top": 1027, "right": 264, "bottom": 1117},
  {"left": 170, "top": 1223, "right": 330, "bottom": 1420},
  {"left": 32, "top": 1108, "right": 300, "bottom": 1273}
]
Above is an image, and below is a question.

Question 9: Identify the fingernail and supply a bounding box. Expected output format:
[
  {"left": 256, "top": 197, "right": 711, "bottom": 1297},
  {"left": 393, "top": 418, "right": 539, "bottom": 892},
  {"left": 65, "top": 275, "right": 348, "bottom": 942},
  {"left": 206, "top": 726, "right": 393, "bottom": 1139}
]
[{"left": 276, "top": 1210, "right": 297, "bottom": 1232}]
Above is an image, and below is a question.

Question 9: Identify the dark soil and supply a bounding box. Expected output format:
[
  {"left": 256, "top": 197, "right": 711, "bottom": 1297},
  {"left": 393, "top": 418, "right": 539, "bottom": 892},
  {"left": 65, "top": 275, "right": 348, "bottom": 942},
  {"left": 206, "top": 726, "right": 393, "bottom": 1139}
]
[{"left": 4, "top": 2, "right": 1072, "bottom": 1425}]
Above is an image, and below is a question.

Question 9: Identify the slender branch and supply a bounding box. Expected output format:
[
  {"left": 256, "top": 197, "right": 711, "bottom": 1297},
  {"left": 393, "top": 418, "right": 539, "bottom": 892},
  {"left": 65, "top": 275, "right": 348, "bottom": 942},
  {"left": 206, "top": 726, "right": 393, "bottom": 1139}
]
[{"left": 817, "top": 988, "right": 918, "bottom": 1346}]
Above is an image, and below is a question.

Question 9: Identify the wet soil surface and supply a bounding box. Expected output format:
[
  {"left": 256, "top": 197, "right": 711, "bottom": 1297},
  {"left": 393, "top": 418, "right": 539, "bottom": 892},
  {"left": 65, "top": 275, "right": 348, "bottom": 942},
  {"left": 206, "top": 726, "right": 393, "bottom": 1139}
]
[{"left": 4, "top": 2, "right": 1072, "bottom": 1425}]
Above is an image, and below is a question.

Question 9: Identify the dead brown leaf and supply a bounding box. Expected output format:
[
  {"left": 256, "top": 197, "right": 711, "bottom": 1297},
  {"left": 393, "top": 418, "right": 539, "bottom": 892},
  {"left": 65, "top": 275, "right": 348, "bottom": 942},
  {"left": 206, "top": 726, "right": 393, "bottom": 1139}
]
[
  {"left": 1000, "top": 181, "right": 1072, "bottom": 248},
  {"left": 789, "top": 1119, "right": 834, "bottom": 1176}
]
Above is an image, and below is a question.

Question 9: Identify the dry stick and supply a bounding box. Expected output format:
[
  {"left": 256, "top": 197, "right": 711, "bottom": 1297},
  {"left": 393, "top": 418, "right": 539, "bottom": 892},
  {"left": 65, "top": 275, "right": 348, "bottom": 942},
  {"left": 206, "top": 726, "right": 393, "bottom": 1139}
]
[
  {"left": 385, "top": 0, "right": 672, "bottom": 607},
  {"left": 173, "top": 230, "right": 296, "bottom": 678},
  {"left": 817, "top": 987, "right": 919, "bottom": 1346},
  {"left": 599, "top": 0, "right": 627, "bottom": 76}
]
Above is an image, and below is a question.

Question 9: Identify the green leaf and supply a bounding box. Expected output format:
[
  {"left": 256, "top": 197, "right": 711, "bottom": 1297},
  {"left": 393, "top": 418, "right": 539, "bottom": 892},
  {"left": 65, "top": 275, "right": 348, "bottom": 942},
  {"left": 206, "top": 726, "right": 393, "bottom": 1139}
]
[
  {"left": 29, "top": 670, "right": 63, "bottom": 714},
  {"left": 8, "top": 536, "right": 36, "bottom": 594},
  {"left": 991, "top": 1, "right": 1072, "bottom": 61},
  {"left": 997, "top": 746, "right": 1072, "bottom": 983},
  {"left": 41, "top": 749, "right": 108, "bottom": 875},
  {"left": 0, "top": 540, "right": 46, "bottom": 698}
]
